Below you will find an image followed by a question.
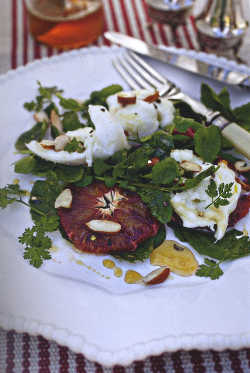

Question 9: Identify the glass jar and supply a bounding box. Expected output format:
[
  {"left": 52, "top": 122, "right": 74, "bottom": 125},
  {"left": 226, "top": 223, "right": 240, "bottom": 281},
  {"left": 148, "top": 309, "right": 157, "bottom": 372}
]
[{"left": 25, "top": 0, "right": 104, "bottom": 49}]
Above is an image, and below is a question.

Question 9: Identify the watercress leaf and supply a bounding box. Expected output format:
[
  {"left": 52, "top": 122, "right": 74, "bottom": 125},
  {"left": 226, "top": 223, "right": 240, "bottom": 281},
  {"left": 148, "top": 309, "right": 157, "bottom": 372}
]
[
  {"left": 74, "top": 175, "right": 93, "bottom": 187},
  {"left": 174, "top": 116, "right": 203, "bottom": 133},
  {"left": 138, "top": 190, "right": 172, "bottom": 223},
  {"left": 201, "top": 84, "right": 233, "bottom": 119},
  {"left": 62, "top": 111, "right": 83, "bottom": 131},
  {"left": 152, "top": 157, "right": 179, "bottom": 185},
  {"left": 57, "top": 95, "right": 83, "bottom": 111},
  {"left": 218, "top": 88, "right": 231, "bottom": 110},
  {"left": 55, "top": 165, "right": 84, "bottom": 183},
  {"left": 153, "top": 224, "right": 166, "bottom": 249},
  {"left": 194, "top": 125, "right": 221, "bottom": 162},
  {"left": 103, "top": 176, "right": 117, "bottom": 188},
  {"left": 14, "top": 156, "right": 37, "bottom": 174},
  {"left": 64, "top": 138, "right": 84, "bottom": 153},
  {"left": 15, "top": 121, "right": 49, "bottom": 152},
  {"left": 173, "top": 100, "right": 206, "bottom": 123},
  {"left": 93, "top": 159, "right": 113, "bottom": 176},
  {"left": 112, "top": 236, "right": 154, "bottom": 263}
]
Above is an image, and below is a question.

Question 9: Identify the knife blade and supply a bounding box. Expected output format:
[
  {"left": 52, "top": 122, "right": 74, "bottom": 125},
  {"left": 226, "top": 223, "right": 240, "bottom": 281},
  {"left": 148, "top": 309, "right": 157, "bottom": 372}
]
[{"left": 104, "top": 31, "right": 250, "bottom": 89}]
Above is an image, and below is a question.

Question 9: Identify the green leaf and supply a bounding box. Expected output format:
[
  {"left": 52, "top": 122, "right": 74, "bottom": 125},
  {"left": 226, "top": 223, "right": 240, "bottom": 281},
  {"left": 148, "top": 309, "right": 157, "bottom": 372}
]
[
  {"left": 64, "top": 138, "right": 84, "bottom": 153},
  {"left": 196, "top": 258, "right": 224, "bottom": 280},
  {"left": 174, "top": 115, "right": 203, "bottom": 133},
  {"left": 173, "top": 100, "right": 206, "bottom": 123},
  {"left": 233, "top": 103, "right": 250, "bottom": 131},
  {"left": 152, "top": 224, "right": 167, "bottom": 249},
  {"left": 141, "top": 130, "right": 174, "bottom": 155},
  {"left": 93, "top": 159, "right": 113, "bottom": 176},
  {"left": 152, "top": 157, "right": 179, "bottom": 185},
  {"left": 19, "top": 225, "right": 52, "bottom": 268},
  {"left": 62, "top": 111, "right": 83, "bottom": 131},
  {"left": 24, "top": 82, "right": 63, "bottom": 112},
  {"left": 0, "top": 184, "right": 27, "bottom": 209},
  {"left": 194, "top": 125, "right": 221, "bottom": 162},
  {"left": 54, "top": 165, "right": 84, "bottom": 183},
  {"left": 15, "top": 121, "right": 49, "bottom": 152},
  {"left": 14, "top": 156, "right": 37, "bottom": 174},
  {"left": 170, "top": 224, "right": 250, "bottom": 262},
  {"left": 172, "top": 166, "right": 217, "bottom": 192},
  {"left": 138, "top": 189, "right": 172, "bottom": 224},
  {"left": 200, "top": 84, "right": 234, "bottom": 119},
  {"left": 74, "top": 175, "right": 93, "bottom": 187},
  {"left": 57, "top": 95, "right": 83, "bottom": 111}
]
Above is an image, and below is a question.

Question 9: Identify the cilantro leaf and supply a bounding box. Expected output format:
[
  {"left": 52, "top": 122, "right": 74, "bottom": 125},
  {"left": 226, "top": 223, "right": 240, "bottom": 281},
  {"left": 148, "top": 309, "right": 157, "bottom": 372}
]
[
  {"left": 19, "top": 226, "right": 52, "bottom": 268},
  {"left": 194, "top": 125, "right": 221, "bottom": 163},
  {"left": 205, "top": 180, "right": 233, "bottom": 209},
  {"left": 196, "top": 258, "right": 224, "bottom": 280}
]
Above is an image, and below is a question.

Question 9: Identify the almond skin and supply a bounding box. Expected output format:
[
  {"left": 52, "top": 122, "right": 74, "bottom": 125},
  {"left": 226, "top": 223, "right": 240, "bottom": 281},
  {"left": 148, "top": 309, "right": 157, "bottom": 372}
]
[
  {"left": 143, "top": 91, "right": 159, "bottom": 103},
  {"left": 86, "top": 219, "right": 122, "bottom": 233},
  {"left": 117, "top": 93, "right": 136, "bottom": 107},
  {"left": 143, "top": 267, "right": 170, "bottom": 285}
]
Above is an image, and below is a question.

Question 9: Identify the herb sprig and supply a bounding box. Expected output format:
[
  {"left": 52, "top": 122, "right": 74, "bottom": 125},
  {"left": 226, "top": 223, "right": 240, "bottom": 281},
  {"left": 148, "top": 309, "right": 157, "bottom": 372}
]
[{"left": 205, "top": 179, "right": 233, "bottom": 209}]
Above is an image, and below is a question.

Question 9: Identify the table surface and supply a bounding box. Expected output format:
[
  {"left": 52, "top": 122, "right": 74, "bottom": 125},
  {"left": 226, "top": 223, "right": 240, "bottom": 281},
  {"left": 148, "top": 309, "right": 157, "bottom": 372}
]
[{"left": 1, "top": 1, "right": 250, "bottom": 372}]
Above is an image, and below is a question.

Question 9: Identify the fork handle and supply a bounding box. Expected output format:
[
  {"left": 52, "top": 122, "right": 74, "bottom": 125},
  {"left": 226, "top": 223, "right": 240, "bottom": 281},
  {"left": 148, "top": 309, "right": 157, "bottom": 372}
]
[{"left": 221, "top": 123, "right": 250, "bottom": 159}]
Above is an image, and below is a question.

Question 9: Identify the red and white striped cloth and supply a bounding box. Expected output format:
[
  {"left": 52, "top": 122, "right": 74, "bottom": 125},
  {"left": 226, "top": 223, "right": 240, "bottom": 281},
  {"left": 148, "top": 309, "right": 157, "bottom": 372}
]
[{"left": 1, "top": 0, "right": 250, "bottom": 372}]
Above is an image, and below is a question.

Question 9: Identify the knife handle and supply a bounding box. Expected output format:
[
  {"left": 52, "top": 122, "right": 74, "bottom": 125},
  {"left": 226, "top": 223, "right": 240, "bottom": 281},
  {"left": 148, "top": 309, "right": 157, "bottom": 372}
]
[{"left": 222, "top": 123, "right": 250, "bottom": 160}]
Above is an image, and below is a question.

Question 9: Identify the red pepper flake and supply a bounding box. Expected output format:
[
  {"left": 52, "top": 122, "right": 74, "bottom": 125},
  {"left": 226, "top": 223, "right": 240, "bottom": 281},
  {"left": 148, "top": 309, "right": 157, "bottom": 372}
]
[{"left": 173, "top": 127, "right": 195, "bottom": 138}]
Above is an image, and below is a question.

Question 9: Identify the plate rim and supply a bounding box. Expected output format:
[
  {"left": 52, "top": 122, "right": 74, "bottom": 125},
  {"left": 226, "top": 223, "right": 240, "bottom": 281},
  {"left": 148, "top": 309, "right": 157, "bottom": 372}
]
[{"left": 1, "top": 45, "right": 250, "bottom": 367}]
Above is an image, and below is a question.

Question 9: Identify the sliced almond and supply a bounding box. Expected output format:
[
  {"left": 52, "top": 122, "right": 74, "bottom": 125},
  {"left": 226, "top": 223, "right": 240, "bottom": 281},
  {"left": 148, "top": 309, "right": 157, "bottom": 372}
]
[
  {"left": 51, "top": 110, "right": 63, "bottom": 134},
  {"left": 143, "top": 267, "right": 170, "bottom": 285},
  {"left": 86, "top": 220, "right": 121, "bottom": 233},
  {"left": 234, "top": 161, "right": 250, "bottom": 173},
  {"left": 143, "top": 91, "right": 159, "bottom": 103},
  {"left": 34, "top": 111, "right": 49, "bottom": 123},
  {"left": 55, "top": 189, "right": 72, "bottom": 209},
  {"left": 180, "top": 161, "right": 201, "bottom": 172},
  {"left": 117, "top": 92, "right": 136, "bottom": 107},
  {"left": 40, "top": 139, "right": 55, "bottom": 150},
  {"left": 54, "top": 134, "right": 70, "bottom": 151}
]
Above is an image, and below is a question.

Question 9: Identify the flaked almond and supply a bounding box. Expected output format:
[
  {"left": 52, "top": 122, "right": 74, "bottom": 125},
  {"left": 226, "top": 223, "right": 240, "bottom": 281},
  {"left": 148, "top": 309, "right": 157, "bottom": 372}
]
[
  {"left": 117, "top": 92, "right": 136, "bottom": 106},
  {"left": 54, "top": 134, "right": 70, "bottom": 151},
  {"left": 142, "top": 267, "right": 170, "bottom": 285},
  {"left": 234, "top": 160, "right": 250, "bottom": 173},
  {"left": 34, "top": 111, "right": 49, "bottom": 123},
  {"left": 86, "top": 220, "right": 121, "bottom": 233},
  {"left": 55, "top": 189, "right": 72, "bottom": 209},
  {"left": 180, "top": 161, "right": 201, "bottom": 172},
  {"left": 40, "top": 139, "right": 55, "bottom": 150},
  {"left": 235, "top": 177, "right": 250, "bottom": 191},
  {"left": 51, "top": 110, "right": 63, "bottom": 134},
  {"left": 143, "top": 91, "right": 159, "bottom": 103}
]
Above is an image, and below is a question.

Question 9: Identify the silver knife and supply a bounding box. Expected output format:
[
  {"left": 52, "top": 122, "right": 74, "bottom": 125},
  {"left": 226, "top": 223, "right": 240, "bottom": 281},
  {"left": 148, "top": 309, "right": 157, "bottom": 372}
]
[{"left": 104, "top": 31, "right": 250, "bottom": 89}]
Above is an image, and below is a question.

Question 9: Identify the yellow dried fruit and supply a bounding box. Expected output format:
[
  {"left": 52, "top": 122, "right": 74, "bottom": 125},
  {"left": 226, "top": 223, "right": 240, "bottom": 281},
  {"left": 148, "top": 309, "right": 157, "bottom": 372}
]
[{"left": 150, "top": 240, "right": 198, "bottom": 276}]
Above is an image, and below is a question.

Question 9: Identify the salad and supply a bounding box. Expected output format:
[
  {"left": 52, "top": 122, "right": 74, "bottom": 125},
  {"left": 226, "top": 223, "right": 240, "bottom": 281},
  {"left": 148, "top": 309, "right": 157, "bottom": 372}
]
[{"left": 1, "top": 81, "right": 250, "bottom": 284}]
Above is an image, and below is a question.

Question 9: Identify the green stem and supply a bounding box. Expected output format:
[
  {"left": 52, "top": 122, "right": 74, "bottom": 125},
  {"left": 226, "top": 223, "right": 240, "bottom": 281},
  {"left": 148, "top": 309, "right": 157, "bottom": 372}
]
[{"left": 18, "top": 199, "right": 46, "bottom": 217}]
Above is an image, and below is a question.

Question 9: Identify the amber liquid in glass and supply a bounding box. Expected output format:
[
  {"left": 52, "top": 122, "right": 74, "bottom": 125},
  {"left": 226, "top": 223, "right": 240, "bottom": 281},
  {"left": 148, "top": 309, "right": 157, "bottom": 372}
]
[{"left": 25, "top": 0, "right": 104, "bottom": 49}]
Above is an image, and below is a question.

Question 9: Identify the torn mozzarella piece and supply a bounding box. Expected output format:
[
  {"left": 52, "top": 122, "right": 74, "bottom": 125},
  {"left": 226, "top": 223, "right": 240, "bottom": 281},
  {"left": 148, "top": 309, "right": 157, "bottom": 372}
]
[
  {"left": 26, "top": 105, "right": 129, "bottom": 167},
  {"left": 170, "top": 150, "right": 241, "bottom": 240},
  {"left": 107, "top": 89, "right": 175, "bottom": 138}
]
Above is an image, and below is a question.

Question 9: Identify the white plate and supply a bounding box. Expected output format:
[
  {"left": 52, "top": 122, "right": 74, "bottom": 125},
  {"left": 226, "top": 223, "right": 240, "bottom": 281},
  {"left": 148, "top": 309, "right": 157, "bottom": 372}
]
[{"left": 0, "top": 46, "right": 250, "bottom": 367}]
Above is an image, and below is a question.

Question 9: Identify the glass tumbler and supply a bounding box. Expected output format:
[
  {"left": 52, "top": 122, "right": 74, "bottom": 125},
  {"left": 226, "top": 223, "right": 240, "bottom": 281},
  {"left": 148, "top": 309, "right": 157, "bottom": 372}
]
[{"left": 25, "top": 0, "right": 104, "bottom": 49}]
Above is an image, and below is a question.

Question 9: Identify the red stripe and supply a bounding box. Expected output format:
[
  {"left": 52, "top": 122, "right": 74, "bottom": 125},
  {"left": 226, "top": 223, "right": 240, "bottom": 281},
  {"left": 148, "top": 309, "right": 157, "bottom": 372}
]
[
  {"left": 113, "top": 365, "right": 126, "bottom": 373},
  {"left": 130, "top": 0, "right": 145, "bottom": 40},
  {"left": 190, "top": 350, "right": 206, "bottom": 373},
  {"left": 211, "top": 351, "right": 223, "bottom": 372},
  {"left": 6, "top": 331, "right": 15, "bottom": 373},
  {"left": 47, "top": 47, "right": 53, "bottom": 58},
  {"left": 108, "top": 0, "right": 119, "bottom": 31},
  {"left": 158, "top": 24, "right": 168, "bottom": 46},
  {"left": 95, "top": 362, "right": 103, "bottom": 373},
  {"left": 33, "top": 39, "right": 41, "bottom": 60},
  {"left": 190, "top": 15, "right": 199, "bottom": 35},
  {"left": 229, "top": 350, "right": 244, "bottom": 373},
  {"left": 173, "top": 28, "right": 182, "bottom": 48},
  {"left": 182, "top": 24, "right": 194, "bottom": 49},
  {"left": 58, "top": 346, "right": 69, "bottom": 373},
  {"left": 22, "top": 0, "right": 28, "bottom": 65},
  {"left": 119, "top": 0, "right": 133, "bottom": 36},
  {"left": 76, "top": 353, "right": 86, "bottom": 373},
  {"left": 150, "top": 354, "right": 166, "bottom": 373},
  {"left": 171, "top": 352, "right": 184, "bottom": 373},
  {"left": 134, "top": 360, "right": 145, "bottom": 373},
  {"left": 38, "top": 336, "right": 50, "bottom": 373},
  {"left": 22, "top": 333, "right": 30, "bottom": 373},
  {"left": 11, "top": 0, "right": 17, "bottom": 69},
  {"left": 141, "top": 0, "right": 158, "bottom": 44}
]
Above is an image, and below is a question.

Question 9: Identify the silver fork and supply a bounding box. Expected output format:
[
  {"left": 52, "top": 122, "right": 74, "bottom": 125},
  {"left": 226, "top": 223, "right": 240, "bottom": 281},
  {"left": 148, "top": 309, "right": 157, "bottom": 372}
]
[{"left": 112, "top": 51, "right": 250, "bottom": 160}]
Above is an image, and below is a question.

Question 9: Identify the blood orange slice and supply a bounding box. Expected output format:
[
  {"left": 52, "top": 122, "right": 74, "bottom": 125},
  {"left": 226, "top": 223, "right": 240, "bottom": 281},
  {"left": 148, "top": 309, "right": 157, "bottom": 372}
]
[{"left": 57, "top": 182, "right": 160, "bottom": 254}]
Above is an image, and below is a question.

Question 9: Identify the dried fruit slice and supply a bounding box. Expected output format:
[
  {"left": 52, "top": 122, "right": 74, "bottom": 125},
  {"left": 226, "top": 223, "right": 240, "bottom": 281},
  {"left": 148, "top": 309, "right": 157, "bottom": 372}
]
[
  {"left": 150, "top": 240, "right": 198, "bottom": 276},
  {"left": 57, "top": 182, "right": 160, "bottom": 254}
]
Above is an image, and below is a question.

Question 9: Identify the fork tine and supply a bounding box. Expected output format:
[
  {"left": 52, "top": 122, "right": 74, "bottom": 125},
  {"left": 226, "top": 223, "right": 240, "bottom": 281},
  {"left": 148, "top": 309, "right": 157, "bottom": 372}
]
[
  {"left": 116, "top": 56, "right": 152, "bottom": 90},
  {"left": 112, "top": 59, "right": 140, "bottom": 90},
  {"left": 124, "top": 53, "right": 164, "bottom": 90},
  {"left": 129, "top": 51, "right": 167, "bottom": 85}
]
